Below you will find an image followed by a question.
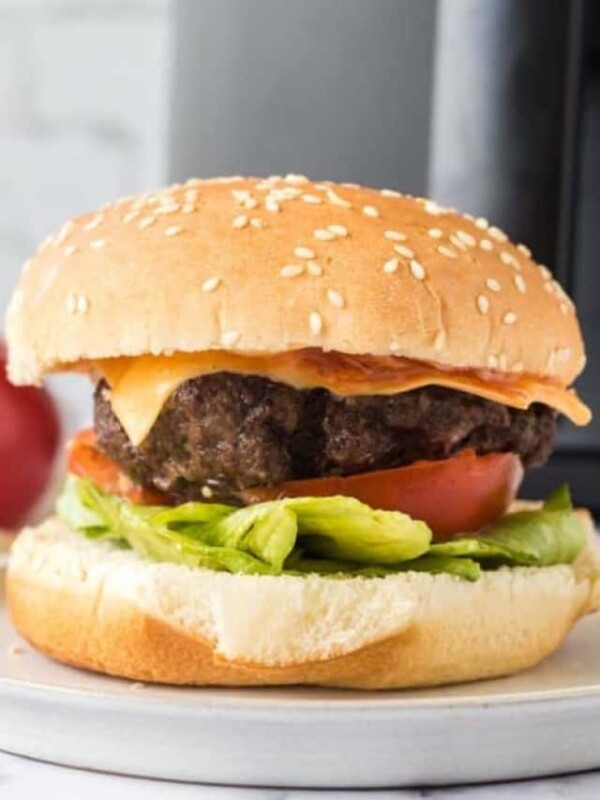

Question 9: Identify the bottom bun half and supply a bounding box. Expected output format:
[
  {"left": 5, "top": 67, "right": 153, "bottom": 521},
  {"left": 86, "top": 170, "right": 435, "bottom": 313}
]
[{"left": 7, "top": 516, "right": 600, "bottom": 689}]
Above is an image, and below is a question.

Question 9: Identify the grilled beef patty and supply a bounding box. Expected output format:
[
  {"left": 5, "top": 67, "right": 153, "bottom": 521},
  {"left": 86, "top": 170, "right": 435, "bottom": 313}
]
[{"left": 94, "top": 374, "right": 555, "bottom": 503}]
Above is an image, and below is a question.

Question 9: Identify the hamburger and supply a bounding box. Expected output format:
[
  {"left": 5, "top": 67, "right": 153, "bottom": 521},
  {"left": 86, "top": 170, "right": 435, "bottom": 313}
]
[{"left": 4, "top": 175, "right": 599, "bottom": 689}]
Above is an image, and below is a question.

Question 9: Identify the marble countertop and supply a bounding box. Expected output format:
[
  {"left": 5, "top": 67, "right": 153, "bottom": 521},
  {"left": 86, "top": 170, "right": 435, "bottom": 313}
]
[{"left": 1, "top": 752, "right": 599, "bottom": 799}]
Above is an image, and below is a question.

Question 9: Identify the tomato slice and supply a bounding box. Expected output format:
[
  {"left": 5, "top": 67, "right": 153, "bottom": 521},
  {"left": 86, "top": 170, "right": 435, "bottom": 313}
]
[
  {"left": 69, "top": 428, "right": 523, "bottom": 540},
  {"left": 243, "top": 451, "right": 524, "bottom": 539},
  {"left": 67, "top": 429, "right": 168, "bottom": 505}
]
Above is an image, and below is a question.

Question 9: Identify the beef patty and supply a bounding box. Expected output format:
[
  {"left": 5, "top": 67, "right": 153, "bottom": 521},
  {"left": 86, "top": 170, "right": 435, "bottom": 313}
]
[{"left": 94, "top": 373, "right": 556, "bottom": 504}]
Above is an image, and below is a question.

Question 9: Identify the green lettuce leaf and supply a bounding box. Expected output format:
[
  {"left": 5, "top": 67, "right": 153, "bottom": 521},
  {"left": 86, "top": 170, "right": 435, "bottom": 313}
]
[
  {"left": 430, "top": 485, "right": 585, "bottom": 567},
  {"left": 286, "top": 552, "right": 481, "bottom": 581},
  {"left": 58, "top": 477, "right": 287, "bottom": 574},
  {"left": 57, "top": 477, "right": 432, "bottom": 575},
  {"left": 57, "top": 477, "right": 585, "bottom": 581},
  {"left": 285, "top": 496, "right": 431, "bottom": 564}
]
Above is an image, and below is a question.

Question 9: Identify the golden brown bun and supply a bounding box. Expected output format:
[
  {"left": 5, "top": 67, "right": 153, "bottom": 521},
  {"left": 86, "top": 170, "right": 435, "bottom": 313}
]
[
  {"left": 6, "top": 175, "right": 584, "bottom": 386},
  {"left": 7, "top": 516, "right": 600, "bottom": 689}
]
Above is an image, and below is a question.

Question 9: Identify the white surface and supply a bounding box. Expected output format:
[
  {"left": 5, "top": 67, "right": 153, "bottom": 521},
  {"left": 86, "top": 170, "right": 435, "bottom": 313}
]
[
  {"left": 2, "top": 567, "right": 600, "bottom": 790},
  {"left": 0, "top": 0, "right": 171, "bottom": 324},
  {"left": 1, "top": 752, "right": 600, "bottom": 800}
]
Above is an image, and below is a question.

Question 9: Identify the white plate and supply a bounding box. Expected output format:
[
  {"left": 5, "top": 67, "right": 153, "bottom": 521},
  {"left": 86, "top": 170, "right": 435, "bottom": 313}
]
[{"left": 1, "top": 567, "right": 600, "bottom": 789}]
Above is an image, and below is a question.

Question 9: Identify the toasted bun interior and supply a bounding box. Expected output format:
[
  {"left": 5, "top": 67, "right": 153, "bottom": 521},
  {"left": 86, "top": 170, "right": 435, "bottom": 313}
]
[
  {"left": 7, "top": 176, "right": 585, "bottom": 387},
  {"left": 7, "top": 517, "right": 600, "bottom": 688}
]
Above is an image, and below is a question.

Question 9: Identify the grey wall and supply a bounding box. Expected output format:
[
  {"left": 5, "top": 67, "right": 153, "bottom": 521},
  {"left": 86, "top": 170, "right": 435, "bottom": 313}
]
[
  {"left": 170, "top": 0, "right": 437, "bottom": 194},
  {"left": 0, "top": 0, "right": 172, "bottom": 434}
]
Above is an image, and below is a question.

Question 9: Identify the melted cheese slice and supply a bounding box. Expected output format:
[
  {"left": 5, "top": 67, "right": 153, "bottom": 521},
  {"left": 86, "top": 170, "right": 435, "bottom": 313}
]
[{"left": 96, "top": 350, "right": 592, "bottom": 446}]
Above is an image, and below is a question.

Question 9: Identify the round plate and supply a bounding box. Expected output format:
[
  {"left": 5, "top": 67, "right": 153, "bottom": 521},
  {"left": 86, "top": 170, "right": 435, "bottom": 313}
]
[{"left": 1, "top": 569, "right": 600, "bottom": 788}]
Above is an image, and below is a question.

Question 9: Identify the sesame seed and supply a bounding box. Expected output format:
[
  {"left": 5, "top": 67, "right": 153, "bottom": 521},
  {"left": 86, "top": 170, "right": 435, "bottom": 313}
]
[
  {"left": 327, "top": 288, "right": 345, "bottom": 308},
  {"left": 89, "top": 239, "right": 105, "bottom": 249},
  {"left": 514, "top": 274, "right": 526, "bottom": 293},
  {"left": 327, "top": 189, "right": 352, "bottom": 209},
  {"left": 122, "top": 210, "right": 139, "bottom": 223},
  {"left": 517, "top": 243, "right": 531, "bottom": 257},
  {"left": 328, "top": 224, "right": 348, "bottom": 237},
  {"left": 265, "top": 199, "right": 280, "bottom": 213},
  {"left": 556, "top": 347, "right": 571, "bottom": 362},
  {"left": 503, "top": 311, "right": 517, "bottom": 325},
  {"left": 410, "top": 259, "right": 426, "bottom": 280},
  {"left": 139, "top": 216, "right": 156, "bottom": 230},
  {"left": 539, "top": 265, "right": 552, "bottom": 281},
  {"left": 362, "top": 204, "right": 380, "bottom": 218},
  {"left": 54, "top": 222, "right": 73, "bottom": 246},
  {"left": 393, "top": 244, "right": 414, "bottom": 259},
  {"left": 222, "top": 331, "right": 240, "bottom": 347},
  {"left": 477, "top": 294, "right": 490, "bottom": 314},
  {"left": 381, "top": 188, "right": 401, "bottom": 198},
  {"left": 8, "top": 643, "right": 25, "bottom": 656},
  {"left": 64, "top": 245, "right": 77, "bottom": 256},
  {"left": 390, "top": 341, "right": 402, "bottom": 354},
  {"left": 489, "top": 225, "right": 508, "bottom": 242},
  {"left": 314, "top": 229, "right": 336, "bottom": 241},
  {"left": 165, "top": 225, "right": 182, "bottom": 237},
  {"left": 456, "top": 230, "right": 476, "bottom": 247},
  {"left": 309, "top": 311, "right": 323, "bottom": 336},
  {"left": 250, "top": 217, "right": 264, "bottom": 228},
  {"left": 544, "top": 282, "right": 554, "bottom": 294},
  {"left": 232, "top": 189, "right": 251, "bottom": 202},
  {"left": 277, "top": 187, "right": 302, "bottom": 200},
  {"left": 449, "top": 235, "right": 468, "bottom": 252},
  {"left": 184, "top": 189, "right": 198, "bottom": 202},
  {"left": 479, "top": 239, "right": 493, "bottom": 251},
  {"left": 202, "top": 276, "right": 221, "bottom": 293},
  {"left": 7, "top": 290, "right": 23, "bottom": 316},
  {"left": 182, "top": 203, "right": 196, "bottom": 214},
  {"left": 281, "top": 264, "right": 304, "bottom": 278},
  {"left": 384, "top": 230, "right": 407, "bottom": 242},
  {"left": 77, "top": 294, "right": 89, "bottom": 314},
  {"left": 424, "top": 199, "right": 444, "bottom": 215},
  {"left": 232, "top": 215, "right": 248, "bottom": 229},
  {"left": 486, "top": 278, "right": 501, "bottom": 292},
  {"left": 512, "top": 362, "right": 524, "bottom": 373},
  {"left": 66, "top": 293, "right": 77, "bottom": 314},
  {"left": 201, "top": 485, "right": 213, "bottom": 499},
  {"left": 285, "top": 173, "right": 309, "bottom": 185},
  {"left": 433, "top": 331, "right": 445, "bottom": 351},
  {"left": 243, "top": 197, "right": 258, "bottom": 210},
  {"left": 438, "top": 245, "right": 457, "bottom": 258},
  {"left": 475, "top": 217, "right": 489, "bottom": 230},
  {"left": 560, "top": 302, "right": 569, "bottom": 315},
  {"left": 500, "top": 251, "right": 520, "bottom": 269},
  {"left": 294, "top": 246, "right": 315, "bottom": 259},
  {"left": 131, "top": 196, "right": 149, "bottom": 211},
  {"left": 154, "top": 204, "right": 180, "bottom": 215},
  {"left": 383, "top": 258, "right": 399, "bottom": 274},
  {"left": 301, "top": 194, "right": 322, "bottom": 204},
  {"left": 307, "top": 261, "right": 323, "bottom": 276},
  {"left": 487, "top": 354, "right": 499, "bottom": 369},
  {"left": 463, "top": 213, "right": 475, "bottom": 221},
  {"left": 84, "top": 213, "right": 104, "bottom": 231},
  {"left": 427, "top": 228, "right": 443, "bottom": 239}
]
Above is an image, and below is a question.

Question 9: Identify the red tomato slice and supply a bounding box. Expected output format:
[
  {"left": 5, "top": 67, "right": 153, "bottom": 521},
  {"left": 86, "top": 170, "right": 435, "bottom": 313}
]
[
  {"left": 243, "top": 451, "right": 524, "bottom": 539},
  {"left": 68, "top": 429, "right": 168, "bottom": 506}
]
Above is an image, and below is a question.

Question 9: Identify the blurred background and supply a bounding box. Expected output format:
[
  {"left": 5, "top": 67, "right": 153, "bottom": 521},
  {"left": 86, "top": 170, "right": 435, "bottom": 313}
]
[{"left": 0, "top": 0, "right": 598, "bottom": 521}]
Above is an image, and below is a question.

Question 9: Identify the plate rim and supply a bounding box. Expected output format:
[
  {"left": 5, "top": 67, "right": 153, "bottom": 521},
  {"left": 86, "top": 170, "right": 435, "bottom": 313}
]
[{"left": 3, "top": 668, "right": 600, "bottom": 716}]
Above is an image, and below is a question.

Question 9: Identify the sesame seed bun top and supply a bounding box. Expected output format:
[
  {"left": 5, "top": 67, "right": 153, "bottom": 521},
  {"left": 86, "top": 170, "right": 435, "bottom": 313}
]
[{"left": 5, "top": 174, "right": 586, "bottom": 387}]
